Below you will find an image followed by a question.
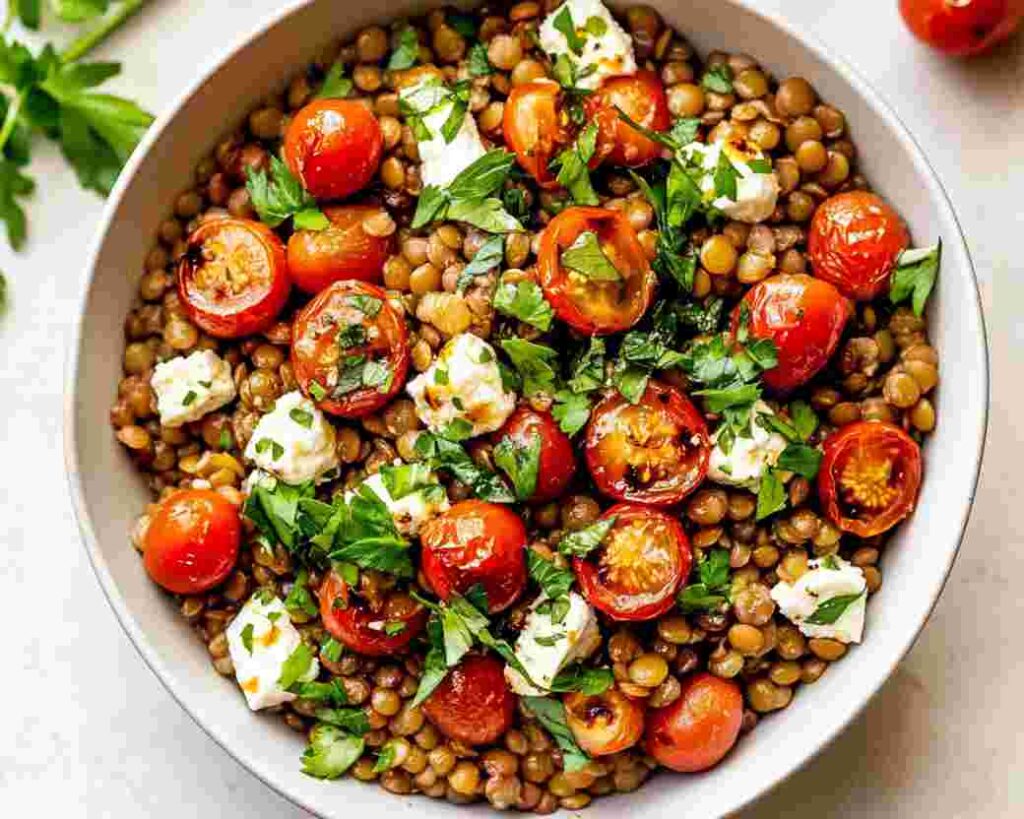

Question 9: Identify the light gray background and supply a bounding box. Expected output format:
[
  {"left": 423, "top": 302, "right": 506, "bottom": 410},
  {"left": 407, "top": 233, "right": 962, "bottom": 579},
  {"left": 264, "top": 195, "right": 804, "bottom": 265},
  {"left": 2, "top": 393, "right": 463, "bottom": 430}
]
[{"left": 1, "top": 0, "right": 1019, "bottom": 815}]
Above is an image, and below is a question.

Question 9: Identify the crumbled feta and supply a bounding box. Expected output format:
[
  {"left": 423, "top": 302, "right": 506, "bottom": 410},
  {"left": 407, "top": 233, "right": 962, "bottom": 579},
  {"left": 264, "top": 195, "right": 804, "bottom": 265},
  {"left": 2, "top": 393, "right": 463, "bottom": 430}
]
[
  {"left": 771, "top": 555, "right": 868, "bottom": 644},
  {"left": 349, "top": 463, "right": 451, "bottom": 536},
  {"left": 399, "top": 77, "right": 488, "bottom": 188},
  {"left": 225, "top": 592, "right": 319, "bottom": 710},
  {"left": 243, "top": 391, "right": 338, "bottom": 485},
  {"left": 539, "top": 0, "right": 637, "bottom": 90},
  {"left": 505, "top": 592, "right": 601, "bottom": 695},
  {"left": 681, "top": 136, "right": 781, "bottom": 223},
  {"left": 406, "top": 333, "right": 516, "bottom": 438},
  {"left": 707, "top": 401, "right": 789, "bottom": 491},
  {"left": 150, "top": 349, "right": 236, "bottom": 428}
]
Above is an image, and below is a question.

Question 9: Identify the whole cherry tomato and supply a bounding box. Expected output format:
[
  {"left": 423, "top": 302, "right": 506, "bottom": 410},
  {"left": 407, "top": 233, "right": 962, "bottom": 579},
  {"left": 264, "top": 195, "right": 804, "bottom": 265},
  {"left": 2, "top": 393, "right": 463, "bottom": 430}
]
[
  {"left": 573, "top": 503, "right": 691, "bottom": 621},
  {"left": 283, "top": 99, "right": 383, "bottom": 200},
  {"left": 585, "top": 381, "right": 710, "bottom": 506},
  {"left": 318, "top": 570, "right": 426, "bottom": 657},
  {"left": 492, "top": 407, "right": 576, "bottom": 503},
  {"left": 900, "top": 0, "right": 1022, "bottom": 56},
  {"left": 586, "top": 70, "right": 670, "bottom": 168},
  {"left": 818, "top": 420, "right": 923, "bottom": 537},
  {"left": 645, "top": 673, "right": 744, "bottom": 772},
  {"left": 290, "top": 280, "right": 409, "bottom": 418},
  {"left": 734, "top": 274, "right": 851, "bottom": 394},
  {"left": 564, "top": 689, "right": 645, "bottom": 756},
  {"left": 422, "top": 654, "right": 516, "bottom": 746},
  {"left": 143, "top": 489, "right": 240, "bottom": 594},
  {"left": 503, "top": 81, "right": 574, "bottom": 189},
  {"left": 808, "top": 191, "right": 910, "bottom": 301},
  {"left": 538, "top": 206, "right": 656, "bottom": 336},
  {"left": 177, "top": 218, "right": 290, "bottom": 339},
  {"left": 419, "top": 500, "right": 527, "bottom": 613},
  {"left": 286, "top": 203, "right": 394, "bottom": 293}
]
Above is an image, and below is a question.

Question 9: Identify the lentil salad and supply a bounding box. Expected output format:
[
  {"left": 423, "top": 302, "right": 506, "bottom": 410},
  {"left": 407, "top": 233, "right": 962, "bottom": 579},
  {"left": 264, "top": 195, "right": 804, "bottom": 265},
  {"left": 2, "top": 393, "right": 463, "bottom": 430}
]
[{"left": 110, "top": 1, "right": 944, "bottom": 812}]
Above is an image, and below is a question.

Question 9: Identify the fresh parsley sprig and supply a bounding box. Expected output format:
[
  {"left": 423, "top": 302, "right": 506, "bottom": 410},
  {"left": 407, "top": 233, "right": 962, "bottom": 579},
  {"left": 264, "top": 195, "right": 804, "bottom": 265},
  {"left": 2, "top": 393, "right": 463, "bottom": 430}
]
[
  {"left": 890, "top": 240, "right": 941, "bottom": 317},
  {"left": 677, "top": 547, "right": 731, "bottom": 613},
  {"left": 245, "top": 155, "right": 328, "bottom": 230},
  {"left": 411, "top": 149, "right": 523, "bottom": 233}
]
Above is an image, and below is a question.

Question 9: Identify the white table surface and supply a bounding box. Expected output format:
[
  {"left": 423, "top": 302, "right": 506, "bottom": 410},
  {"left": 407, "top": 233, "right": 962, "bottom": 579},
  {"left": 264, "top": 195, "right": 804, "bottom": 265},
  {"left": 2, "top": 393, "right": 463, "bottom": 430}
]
[{"left": 1, "top": 0, "right": 1019, "bottom": 815}]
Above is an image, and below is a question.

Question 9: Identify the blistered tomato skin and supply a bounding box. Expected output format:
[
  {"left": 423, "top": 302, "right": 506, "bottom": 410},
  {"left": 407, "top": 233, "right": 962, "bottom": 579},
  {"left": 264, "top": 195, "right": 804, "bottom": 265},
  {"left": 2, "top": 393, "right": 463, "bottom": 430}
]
[
  {"left": 573, "top": 503, "right": 691, "bottom": 621},
  {"left": 283, "top": 99, "right": 383, "bottom": 200},
  {"left": 143, "top": 489, "right": 241, "bottom": 594},
  {"left": 645, "top": 673, "right": 744, "bottom": 772},
  {"left": 423, "top": 654, "right": 516, "bottom": 746},
  {"left": 178, "top": 218, "right": 290, "bottom": 339},
  {"left": 492, "top": 407, "right": 577, "bottom": 503},
  {"left": 900, "top": 0, "right": 1022, "bottom": 56},
  {"left": 818, "top": 420, "right": 923, "bottom": 538},
  {"left": 318, "top": 571, "right": 426, "bottom": 656},
  {"left": 538, "top": 206, "right": 656, "bottom": 336},
  {"left": 565, "top": 689, "right": 645, "bottom": 756},
  {"left": 419, "top": 500, "right": 528, "bottom": 614},
  {"left": 735, "top": 274, "right": 851, "bottom": 394},
  {"left": 286, "top": 204, "right": 394, "bottom": 293},
  {"left": 503, "top": 81, "right": 573, "bottom": 189},
  {"left": 586, "top": 70, "right": 670, "bottom": 168},
  {"left": 808, "top": 191, "right": 910, "bottom": 301}
]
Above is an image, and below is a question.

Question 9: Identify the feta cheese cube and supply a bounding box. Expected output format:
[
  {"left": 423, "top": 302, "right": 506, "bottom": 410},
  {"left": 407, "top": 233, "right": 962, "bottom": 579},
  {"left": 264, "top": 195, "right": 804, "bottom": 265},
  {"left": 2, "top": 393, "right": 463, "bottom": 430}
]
[
  {"left": 707, "top": 401, "right": 789, "bottom": 491},
  {"left": 505, "top": 592, "right": 601, "bottom": 695},
  {"left": 244, "top": 391, "right": 339, "bottom": 485},
  {"left": 406, "top": 333, "right": 516, "bottom": 438},
  {"left": 771, "top": 555, "right": 868, "bottom": 644},
  {"left": 539, "top": 0, "right": 637, "bottom": 90},
  {"left": 399, "top": 77, "right": 488, "bottom": 188},
  {"left": 225, "top": 592, "right": 319, "bottom": 710},
  {"left": 349, "top": 463, "right": 451, "bottom": 536},
  {"left": 150, "top": 350, "right": 236, "bottom": 428},
  {"left": 681, "top": 136, "right": 781, "bottom": 223}
]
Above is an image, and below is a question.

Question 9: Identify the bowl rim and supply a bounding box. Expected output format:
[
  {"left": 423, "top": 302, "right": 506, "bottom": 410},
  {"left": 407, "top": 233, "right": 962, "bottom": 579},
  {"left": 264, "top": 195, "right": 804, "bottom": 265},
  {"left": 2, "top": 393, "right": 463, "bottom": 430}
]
[{"left": 63, "top": 0, "right": 990, "bottom": 816}]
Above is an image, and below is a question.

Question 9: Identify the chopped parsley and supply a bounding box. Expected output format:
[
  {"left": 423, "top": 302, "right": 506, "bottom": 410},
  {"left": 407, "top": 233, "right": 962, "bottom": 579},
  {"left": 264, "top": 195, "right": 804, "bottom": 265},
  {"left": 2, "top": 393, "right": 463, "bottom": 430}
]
[
  {"left": 240, "top": 623, "right": 255, "bottom": 654},
  {"left": 181, "top": 390, "right": 197, "bottom": 406},
  {"left": 678, "top": 547, "right": 731, "bottom": 613},
  {"left": 890, "top": 241, "right": 941, "bottom": 317},
  {"left": 246, "top": 156, "right": 327, "bottom": 230},
  {"left": 500, "top": 338, "right": 558, "bottom": 396},
  {"left": 561, "top": 230, "right": 621, "bottom": 281},
  {"left": 805, "top": 591, "right": 865, "bottom": 625},
  {"left": 493, "top": 433, "right": 542, "bottom": 501},
  {"left": 254, "top": 437, "right": 285, "bottom": 460},
  {"left": 387, "top": 26, "right": 420, "bottom": 70},
  {"left": 288, "top": 407, "right": 313, "bottom": 429},
  {"left": 553, "top": 122, "right": 599, "bottom": 206},
  {"left": 493, "top": 276, "right": 554, "bottom": 331},
  {"left": 457, "top": 234, "right": 504, "bottom": 293},
  {"left": 558, "top": 516, "right": 616, "bottom": 558},
  {"left": 526, "top": 550, "right": 575, "bottom": 600},
  {"left": 412, "top": 149, "right": 522, "bottom": 233},
  {"left": 701, "top": 64, "right": 734, "bottom": 94}
]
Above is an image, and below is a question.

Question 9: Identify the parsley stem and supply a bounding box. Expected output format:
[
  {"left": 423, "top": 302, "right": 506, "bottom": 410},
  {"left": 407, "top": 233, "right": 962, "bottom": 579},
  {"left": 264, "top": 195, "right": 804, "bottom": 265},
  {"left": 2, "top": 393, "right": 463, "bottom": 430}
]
[
  {"left": 61, "top": 0, "right": 150, "bottom": 64},
  {"left": 0, "top": 87, "right": 25, "bottom": 154}
]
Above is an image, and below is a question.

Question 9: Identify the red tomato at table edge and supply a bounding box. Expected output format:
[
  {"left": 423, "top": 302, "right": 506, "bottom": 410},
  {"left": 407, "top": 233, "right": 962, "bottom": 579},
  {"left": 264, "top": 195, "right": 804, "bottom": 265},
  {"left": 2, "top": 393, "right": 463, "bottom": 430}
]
[
  {"left": 900, "top": 0, "right": 1023, "bottom": 56},
  {"left": 318, "top": 571, "right": 426, "bottom": 656},
  {"left": 422, "top": 654, "right": 516, "bottom": 746},
  {"left": 492, "top": 406, "right": 577, "bottom": 504}
]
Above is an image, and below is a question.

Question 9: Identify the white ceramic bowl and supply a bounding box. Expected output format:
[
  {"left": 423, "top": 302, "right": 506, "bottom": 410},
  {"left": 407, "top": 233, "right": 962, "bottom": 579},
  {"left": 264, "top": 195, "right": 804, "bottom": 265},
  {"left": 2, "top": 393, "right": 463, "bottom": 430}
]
[{"left": 65, "top": 1, "right": 989, "bottom": 816}]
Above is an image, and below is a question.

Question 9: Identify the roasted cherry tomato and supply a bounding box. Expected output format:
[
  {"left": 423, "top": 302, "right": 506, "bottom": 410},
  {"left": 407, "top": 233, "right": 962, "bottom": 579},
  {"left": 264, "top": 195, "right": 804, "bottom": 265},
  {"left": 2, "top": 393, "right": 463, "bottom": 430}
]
[
  {"left": 143, "top": 489, "right": 240, "bottom": 594},
  {"left": 735, "top": 274, "right": 851, "bottom": 394},
  {"left": 420, "top": 500, "right": 527, "bottom": 613},
  {"left": 645, "top": 673, "right": 744, "bottom": 772},
  {"left": 177, "top": 218, "right": 290, "bottom": 339},
  {"left": 900, "top": 0, "right": 1022, "bottom": 56},
  {"left": 573, "top": 503, "right": 691, "bottom": 621},
  {"left": 538, "top": 206, "right": 656, "bottom": 335},
  {"left": 491, "top": 407, "right": 576, "bottom": 504},
  {"left": 585, "top": 381, "right": 710, "bottom": 506},
  {"left": 318, "top": 570, "right": 427, "bottom": 657},
  {"left": 503, "top": 81, "right": 574, "bottom": 189},
  {"left": 286, "top": 204, "right": 394, "bottom": 293},
  {"left": 586, "top": 70, "right": 670, "bottom": 168},
  {"left": 818, "top": 420, "right": 923, "bottom": 537},
  {"left": 422, "top": 654, "right": 516, "bottom": 746},
  {"left": 808, "top": 191, "right": 910, "bottom": 301},
  {"left": 283, "top": 99, "right": 383, "bottom": 200},
  {"left": 291, "top": 280, "right": 409, "bottom": 418},
  {"left": 564, "top": 689, "right": 645, "bottom": 756}
]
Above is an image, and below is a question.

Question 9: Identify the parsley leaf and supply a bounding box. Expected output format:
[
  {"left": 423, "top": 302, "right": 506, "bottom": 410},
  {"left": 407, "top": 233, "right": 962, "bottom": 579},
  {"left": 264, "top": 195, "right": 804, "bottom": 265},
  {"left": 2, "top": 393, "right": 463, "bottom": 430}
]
[
  {"left": 315, "top": 60, "right": 353, "bottom": 99},
  {"left": 290, "top": 679, "right": 349, "bottom": 706},
  {"left": 500, "top": 338, "right": 558, "bottom": 396},
  {"left": 284, "top": 568, "right": 319, "bottom": 618},
  {"left": 805, "top": 592, "right": 865, "bottom": 625},
  {"left": 713, "top": 149, "right": 740, "bottom": 201},
  {"left": 567, "top": 336, "right": 607, "bottom": 393},
  {"left": 468, "top": 42, "right": 492, "bottom": 76},
  {"left": 890, "top": 241, "right": 941, "bottom": 317},
  {"left": 493, "top": 433, "right": 541, "bottom": 501},
  {"left": 315, "top": 707, "right": 370, "bottom": 735},
  {"left": 240, "top": 623, "right": 254, "bottom": 654},
  {"left": 550, "top": 665, "right": 614, "bottom": 695},
  {"left": 300, "top": 724, "right": 364, "bottom": 780},
  {"left": 551, "top": 390, "right": 592, "bottom": 436},
  {"left": 701, "top": 64, "right": 734, "bottom": 94},
  {"left": 557, "top": 516, "right": 616, "bottom": 557},
  {"left": 412, "top": 150, "right": 522, "bottom": 232},
  {"left": 243, "top": 480, "right": 315, "bottom": 552},
  {"left": 493, "top": 276, "right": 554, "bottom": 331},
  {"left": 410, "top": 618, "right": 449, "bottom": 707},
  {"left": 553, "top": 122, "right": 598, "bottom": 205},
  {"left": 677, "top": 547, "right": 732, "bottom": 613},
  {"left": 414, "top": 432, "right": 515, "bottom": 503},
  {"left": 387, "top": 26, "right": 420, "bottom": 70},
  {"left": 755, "top": 469, "right": 787, "bottom": 520},
  {"left": 277, "top": 643, "right": 315, "bottom": 690},
  {"left": 245, "top": 155, "right": 326, "bottom": 229},
  {"left": 561, "top": 229, "right": 621, "bottom": 281},
  {"left": 521, "top": 696, "right": 590, "bottom": 772},
  {"left": 457, "top": 234, "right": 503, "bottom": 293},
  {"left": 526, "top": 550, "right": 575, "bottom": 599},
  {"left": 776, "top": 443, "right": 823, "bottom": 479},
  {"left": 552, "top": 5, "right": 586, "bottom": 54}
]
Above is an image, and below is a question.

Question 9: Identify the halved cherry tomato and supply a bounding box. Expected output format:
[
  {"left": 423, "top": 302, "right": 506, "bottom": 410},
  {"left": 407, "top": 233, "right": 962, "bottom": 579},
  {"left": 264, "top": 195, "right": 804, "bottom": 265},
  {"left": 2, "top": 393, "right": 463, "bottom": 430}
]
[
  {"left": 538, "top": 206, "right": 656, "bottom": 335},
  {"left": 318, "top": 570, "right": 427, "bottom": 657},
  {"left": 585, "top": 381, "right": 710, "bottom": 506},
  {"left": 283, "top": 99, "right": 383, "bottom": 200},
  {"left": 491, "top": 407, "right": 576, "bottom": 503},
  {"left": 564, "top": 689, "right": 645, "bottom": 756},
  {"left": 422, "top": 654, "right": 515, "bottom": 746},
  {"left": 573, "top": 503, "right": 691, "bottom": 621},
  {"left": 143, "top": 489, "right": 240, "bottom": 594},
  {"left": 818, "top": 420, "right": 923, "bottom": 537},
  {"left": 290, "top": 280, "right": 409, "bottom": 418},
  {"left": 645, "top": 673, "right": 744, "bottom": 772},
  {"left": 734, "top": 274, "right": 851, "bottom": 394},
  {"left": 900, "top": 0, "right": 1022, "bottom": 56},
  {"left": 503, "top": 81, "right": 574, "bottom": 189},
  {"left": 419, "top": 500, "right": 527, "bottom": 614},
  {"left": 808, "top": 191, "right": 910, "bottom": 301},
  {"left": 586, "top": 70, "right": 670, "bottom": 168},
  {"left": 177, "top": 218, "right": 290, "bottom": 339},
  {"left": 286, "top": 204, "right": 393, "bottom": 293}
]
